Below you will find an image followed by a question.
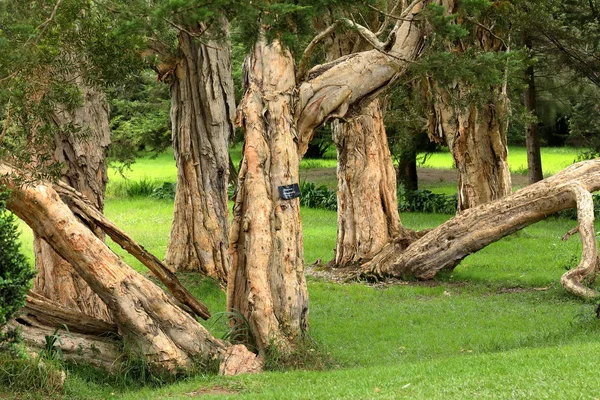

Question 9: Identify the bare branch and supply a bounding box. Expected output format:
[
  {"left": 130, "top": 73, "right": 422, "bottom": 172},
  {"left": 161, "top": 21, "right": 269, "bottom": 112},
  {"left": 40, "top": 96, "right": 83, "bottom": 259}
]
[
  {"left": 36, "top": 0, "right": 64, "bottom": 37},
  {"left": 297, "top": 22, "right": 341, "bottom": 82}
]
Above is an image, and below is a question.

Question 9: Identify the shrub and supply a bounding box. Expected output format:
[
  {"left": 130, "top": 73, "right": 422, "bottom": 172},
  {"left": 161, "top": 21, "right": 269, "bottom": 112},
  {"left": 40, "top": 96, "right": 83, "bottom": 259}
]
[
  {"left": 0, "top": 187, "right": 35, "bottom": 343},
  {"left": 398, "top": 186, "right": 458, "bottom": 214},
  {"left": 299, "top": 182, "right": 337, "bottom": 211}
]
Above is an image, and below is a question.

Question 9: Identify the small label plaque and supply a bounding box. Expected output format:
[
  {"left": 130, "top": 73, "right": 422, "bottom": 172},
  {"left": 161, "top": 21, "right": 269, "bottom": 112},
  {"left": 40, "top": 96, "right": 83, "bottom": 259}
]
[{"left": 278, "top": 183, "right": 301, "bottom": 200}]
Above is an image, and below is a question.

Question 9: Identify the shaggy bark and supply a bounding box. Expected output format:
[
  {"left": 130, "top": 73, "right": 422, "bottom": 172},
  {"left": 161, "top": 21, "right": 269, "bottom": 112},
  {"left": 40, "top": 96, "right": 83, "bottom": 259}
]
[
  {"left": 33, "top": 83, "right": 111, "bottom": 322},
  {"left": 228, "top": 38, "right": 308, "bottom": 355},
  {"left": 1, "top": 164, "right": 260, "bottom": 374},
  {"left": 323, "top": 22, "right": 402, "bottom": 268},
  {"left": 228, "top": 5, "right": 427, "bottom": 354},
  {"left": 428, "top": 85, "right": 512, "bottom": 210},
  {"left": 360, "top": 159, "right": 600, "bottom": 298},
  {"left": 165, "top": 24, "right": 235, "bottom": 282},
  {"left": 332, "top": 99, "right": 401, "bottom": 267}
]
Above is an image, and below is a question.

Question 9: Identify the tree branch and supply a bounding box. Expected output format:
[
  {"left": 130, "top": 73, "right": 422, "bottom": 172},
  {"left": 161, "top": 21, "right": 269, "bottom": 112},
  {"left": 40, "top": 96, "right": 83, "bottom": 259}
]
[{"left": 297, "top": 22, "right": 341, "bottom": 82}]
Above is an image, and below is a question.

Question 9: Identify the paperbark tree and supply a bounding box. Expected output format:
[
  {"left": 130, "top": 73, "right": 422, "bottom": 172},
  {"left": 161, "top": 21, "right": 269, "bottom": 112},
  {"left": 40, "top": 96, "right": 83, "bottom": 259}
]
[
  {"left": 229, "top": 1, "right": 427, "bottom": 354},
  {"left": 33, "top": 82, "right": 112, "bottom": 322},
  {"left": 425, "top": 3, "right": 512, "bottom": 210},
  {"left": 163, "top": 22, "right": 236, "bottom": 282},
  {"left": 332, "top": 99, "right": 402, "bottom": 267},
  {"left": 428, "top": 83, "right": 512, "bottom": 210},
  {"left": 323, "top": 16, "right": 402, "bottom": 269}
]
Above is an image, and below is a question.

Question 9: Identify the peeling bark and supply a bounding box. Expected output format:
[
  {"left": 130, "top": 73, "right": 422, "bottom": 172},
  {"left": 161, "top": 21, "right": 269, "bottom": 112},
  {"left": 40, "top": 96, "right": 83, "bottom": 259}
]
[
  {"left": 228, "top": 38, "right": 308, "bottom": 355},
  {"left": 333, "top": 99, "right": 401, "bottom": 267},
  {"left": 360, "top": 159, "right": 600, "bottom": 298},
  {"left": 33, "top": 82, "right": 111, "bottom": 322},
  {"left": 1, "top": 164, "right": 260, "bottom": 374},
  {"left": 428, "top": 84, "right": 512, "bottom": 210},
  {"left": 165, "top": 23, "right": 235, "bottom": 283}
]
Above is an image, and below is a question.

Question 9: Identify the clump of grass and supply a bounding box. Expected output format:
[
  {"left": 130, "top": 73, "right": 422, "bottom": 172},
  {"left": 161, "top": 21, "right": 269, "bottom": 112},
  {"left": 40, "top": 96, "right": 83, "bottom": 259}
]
[
  {"left": 107, "top": 178, "right": 161, "bottom": 198},
  {"left": 0, "top": 349, "right": 66, "bottom": 396},
  {"left": 263, "top": 335, "right": 334, "bottom": 372}
]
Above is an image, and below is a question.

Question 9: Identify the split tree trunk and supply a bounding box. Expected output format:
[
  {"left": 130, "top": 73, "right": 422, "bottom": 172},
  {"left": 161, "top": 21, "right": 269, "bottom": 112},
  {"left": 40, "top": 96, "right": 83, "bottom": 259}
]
[
  {"left": 525, "top": 38, "right": 544, "bottom": 184},
  {"left": 360, "top": 159, "right": 600, "bottom": 298},
  {"left": 428, "top": 83, "right": 512, "bottom": 211},
  {"left": 33, "top": 83, "right": 111, "bottom": 322},
  {"left": 227, "top": 6, "right": 427, "bottom": 353},
  {"left": 332, "top": 99, "right": 401, "bottom": 267},
  {"left": 1, "top": 164, "right": 260, "bottom": 375},
  {"left": 228, "top": 38, "right": 308, "bottom": 355},
  {"left": 165, "top": 24, "right": 235, "bottom": 282}
]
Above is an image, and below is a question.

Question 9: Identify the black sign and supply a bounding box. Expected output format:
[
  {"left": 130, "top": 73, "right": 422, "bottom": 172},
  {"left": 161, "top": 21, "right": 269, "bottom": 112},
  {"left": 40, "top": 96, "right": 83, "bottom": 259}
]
[{"left": 278, "top": 183, "right": 301, "bottom": 200}]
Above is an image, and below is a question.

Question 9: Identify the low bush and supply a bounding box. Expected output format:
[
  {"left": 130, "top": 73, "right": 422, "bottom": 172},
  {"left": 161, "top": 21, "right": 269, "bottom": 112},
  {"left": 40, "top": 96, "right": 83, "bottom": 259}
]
[
  {"left": 0, "top": 186, "right": 35, "bottom": 346},
  {"left": 299, "top": 181, "right": 337, "bottom": 211}
]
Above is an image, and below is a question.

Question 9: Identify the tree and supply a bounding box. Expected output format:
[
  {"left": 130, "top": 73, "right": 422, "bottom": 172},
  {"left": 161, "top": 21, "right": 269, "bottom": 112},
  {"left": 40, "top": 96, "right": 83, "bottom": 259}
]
[
  {"left": 158, "top": 19, "right": 236, "bottom": 282},
  {"left": 319, "top": 6, "right": 403, "bottom": 269},
  {"left": 422, "top": 2, "right": 515, "bottom": 210}
]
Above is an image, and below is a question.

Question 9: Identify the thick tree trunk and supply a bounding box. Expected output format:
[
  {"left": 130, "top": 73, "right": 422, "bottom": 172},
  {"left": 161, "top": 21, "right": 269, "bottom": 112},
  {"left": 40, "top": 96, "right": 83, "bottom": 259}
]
[
  {"left": 165, "top": 25, "right": 235, "bottom": 282},
  {"left": 360, "top": 159, "right": 600, "bottom": 298},
  {"left": 332, "top": 99, "right": 401, "bottom": 267},
  {"left": 429, "top": 84, "right": 512, "bottom": 210},
  {"left": 33, "top": 83, "right": 111, "bottom": 322},
  {"left": 525, "top": 38, "right": 543, "bottom": 184},
  {"left": 228, "top": 38, "right": 308, "bottom": 355},
  {"left": 1, "top": 165, "right": 260, "bottom": 375}
]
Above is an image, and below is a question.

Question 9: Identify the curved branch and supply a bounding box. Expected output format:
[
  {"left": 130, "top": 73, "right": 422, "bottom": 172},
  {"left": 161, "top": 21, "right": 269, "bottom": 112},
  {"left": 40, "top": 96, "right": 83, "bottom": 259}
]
[{"left": 560, "top": 183, "right": 600, "bottom": 298}]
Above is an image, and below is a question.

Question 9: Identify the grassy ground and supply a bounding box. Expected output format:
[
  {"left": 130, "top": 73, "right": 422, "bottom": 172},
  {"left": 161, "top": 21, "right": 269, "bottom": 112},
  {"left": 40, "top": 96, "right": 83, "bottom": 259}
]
[{"left": 10, "top": 145, "right": 600, "bottom": 399}]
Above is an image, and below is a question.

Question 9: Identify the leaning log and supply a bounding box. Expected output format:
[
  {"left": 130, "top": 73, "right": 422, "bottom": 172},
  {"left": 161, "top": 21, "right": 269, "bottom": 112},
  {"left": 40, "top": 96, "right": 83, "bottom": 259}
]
[
  {"left": 361, "top": 159, "right": 600, "bottom": 298},
  {"left": 1, "top": 163, "right": 260, "bottom": 374}
]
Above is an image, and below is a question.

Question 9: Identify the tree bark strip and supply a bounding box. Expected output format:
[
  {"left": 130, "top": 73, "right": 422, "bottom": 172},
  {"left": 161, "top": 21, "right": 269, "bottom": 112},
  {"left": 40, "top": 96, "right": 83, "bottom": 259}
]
[{"left": 165, "top": 23, "right": 235, "bottom": 283}]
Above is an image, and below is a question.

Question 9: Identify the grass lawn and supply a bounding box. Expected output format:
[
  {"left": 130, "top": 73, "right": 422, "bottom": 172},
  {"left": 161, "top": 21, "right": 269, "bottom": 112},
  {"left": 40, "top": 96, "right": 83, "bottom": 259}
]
[{"left": 10, "top": 145, "right": 600, "bottom": 399}]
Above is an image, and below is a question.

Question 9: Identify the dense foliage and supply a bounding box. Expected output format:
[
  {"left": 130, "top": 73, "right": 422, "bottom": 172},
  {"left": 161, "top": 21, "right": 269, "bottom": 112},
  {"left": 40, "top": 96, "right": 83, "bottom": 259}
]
[{"left": 0, "top": 188, "right": 34, "bottom": 344}]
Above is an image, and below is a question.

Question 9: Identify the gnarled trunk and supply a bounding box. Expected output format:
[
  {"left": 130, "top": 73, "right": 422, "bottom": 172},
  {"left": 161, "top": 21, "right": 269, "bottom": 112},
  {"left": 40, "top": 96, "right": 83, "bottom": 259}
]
[
  {"left": 1, "top": 163, "right": 260, "bottom": 375},
  {"left": 429, "top": 84, "right": 511, "bottom": 210},
  {"left": 332, "top": 99, "right": 401, "bottom": 267},
  {"left": 165, "top": 24, "right": 235, "bottom": 282},
  {"left": 33, "top": 83, "right": 111, "bottom": 322},
  {"left": 228, "top": 38, "right": 308, "bottom": 355}
]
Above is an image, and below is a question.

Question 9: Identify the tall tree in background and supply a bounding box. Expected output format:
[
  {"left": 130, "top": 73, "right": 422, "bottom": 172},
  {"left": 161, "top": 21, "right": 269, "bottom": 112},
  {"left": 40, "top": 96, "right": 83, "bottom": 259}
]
[
  {"left": 161, "top": 19, "right": 235, "bottom": 283},
  {"left": 424, "top": 2, "right": 513, "bottom": 210}
]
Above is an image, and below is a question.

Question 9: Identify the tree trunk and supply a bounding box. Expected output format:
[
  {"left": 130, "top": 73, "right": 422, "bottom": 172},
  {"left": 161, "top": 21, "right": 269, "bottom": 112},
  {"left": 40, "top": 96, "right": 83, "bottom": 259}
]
[
  {"left": 525, "top": 38, "right": 543, "bottom": 184},
  {"left": 397, "top": 150, "right": 419, "bottom": 192},
  {"left": 332, "top": 99, "right": 401, "bottom": 267},
  {"left": 165, "top": 24, "right": 235, "bottom": 283},
  {"left": 228, "top": 38, "right": 308, "bottom": 355},
  {"left": 360, "top": 159, "right": 600, "bottom": 298},
  {"left": 428, "top": 84, "right": 512, "bottom": 210},
  {"left": 33, "top": 83, "right": 111, "bottom": 322},
  {"left": 1, "top": 164, "right": 260, "bottom": 375}
]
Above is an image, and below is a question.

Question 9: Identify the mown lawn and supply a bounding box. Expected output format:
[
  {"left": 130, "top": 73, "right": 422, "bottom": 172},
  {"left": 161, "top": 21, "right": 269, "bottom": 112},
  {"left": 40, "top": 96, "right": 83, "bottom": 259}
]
[{"left": 11, "top": 145, "right": 600, "bottom": 399}]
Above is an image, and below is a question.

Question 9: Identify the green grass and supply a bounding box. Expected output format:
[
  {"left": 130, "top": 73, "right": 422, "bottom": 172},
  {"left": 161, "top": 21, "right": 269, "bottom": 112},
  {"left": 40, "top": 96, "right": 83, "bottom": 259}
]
[
  {"left": 9, "top": 146, "right": 600, "bottom": 399},
  {"left": 420, "top": 146, "right": 581, "bottom": 176}
]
